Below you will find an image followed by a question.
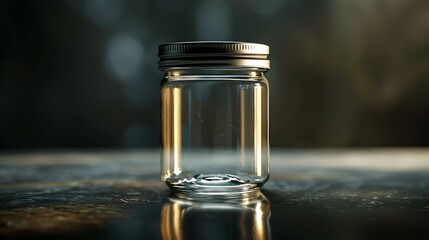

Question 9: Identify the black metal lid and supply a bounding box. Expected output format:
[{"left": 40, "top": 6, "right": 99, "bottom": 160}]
[{"left": 158, "top": 41, "right": 270, "bottom": 70}]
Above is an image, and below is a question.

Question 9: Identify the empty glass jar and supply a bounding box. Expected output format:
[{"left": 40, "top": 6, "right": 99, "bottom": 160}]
[{"left": 159, "top": 41, "right": 270, "bottom": 197}]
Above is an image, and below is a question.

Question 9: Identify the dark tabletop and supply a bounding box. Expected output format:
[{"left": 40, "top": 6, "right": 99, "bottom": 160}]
[{"left": 0, "top": 149, "right": 428, "bottom": 240}]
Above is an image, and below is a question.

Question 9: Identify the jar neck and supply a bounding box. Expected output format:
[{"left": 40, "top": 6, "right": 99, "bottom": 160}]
[{"left": 163, "top": 67, "right": 267, "bottom": 78}]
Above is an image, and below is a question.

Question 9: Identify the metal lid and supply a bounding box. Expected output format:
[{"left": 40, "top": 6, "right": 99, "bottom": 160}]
[{"left": 158, "top": 41, "right": 270, "bottom": 70}]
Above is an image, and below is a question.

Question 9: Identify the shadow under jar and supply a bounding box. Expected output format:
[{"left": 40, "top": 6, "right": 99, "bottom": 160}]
[{"left": 159, "top": 41, "right": 270, "bottom": 198}]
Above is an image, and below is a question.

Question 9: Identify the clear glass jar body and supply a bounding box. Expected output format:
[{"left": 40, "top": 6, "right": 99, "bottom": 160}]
[{"left": 161, "top": 68, "right": 269, "bottom": 196}]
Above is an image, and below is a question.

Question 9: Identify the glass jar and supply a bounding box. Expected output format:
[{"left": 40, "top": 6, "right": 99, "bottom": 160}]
[{"left": 159, "top": 41, "right": 270, "bottom": 197}]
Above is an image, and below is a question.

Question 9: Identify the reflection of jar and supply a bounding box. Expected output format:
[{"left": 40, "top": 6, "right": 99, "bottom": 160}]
[
  {"left": 159, "top": 41, "right": 270, "bottom": 196},
  {"left": 160, "top": 192, "right": 271, "bottom": 240}
]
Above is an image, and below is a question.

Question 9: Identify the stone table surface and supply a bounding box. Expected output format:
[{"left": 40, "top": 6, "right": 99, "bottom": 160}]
[{"left": 0, "top": 149, "right": 428, "bottom": 239}]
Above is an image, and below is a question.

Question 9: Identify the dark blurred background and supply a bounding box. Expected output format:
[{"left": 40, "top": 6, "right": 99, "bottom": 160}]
[{"left": 1, "top": 0, "right": 429, "bottom": 149}]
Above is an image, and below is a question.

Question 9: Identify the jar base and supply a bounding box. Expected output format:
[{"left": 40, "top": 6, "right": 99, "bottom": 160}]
[{"left": 166, "top": 173, "right": 267, "bottom": 200}]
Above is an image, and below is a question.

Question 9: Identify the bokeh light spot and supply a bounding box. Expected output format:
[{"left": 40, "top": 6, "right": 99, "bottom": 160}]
[
  {"left": 106, "top": 35, "right": 145, "bottom": 81},
  {"left": 85, "top": 0, "right": 123, "bottom": 26}
]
